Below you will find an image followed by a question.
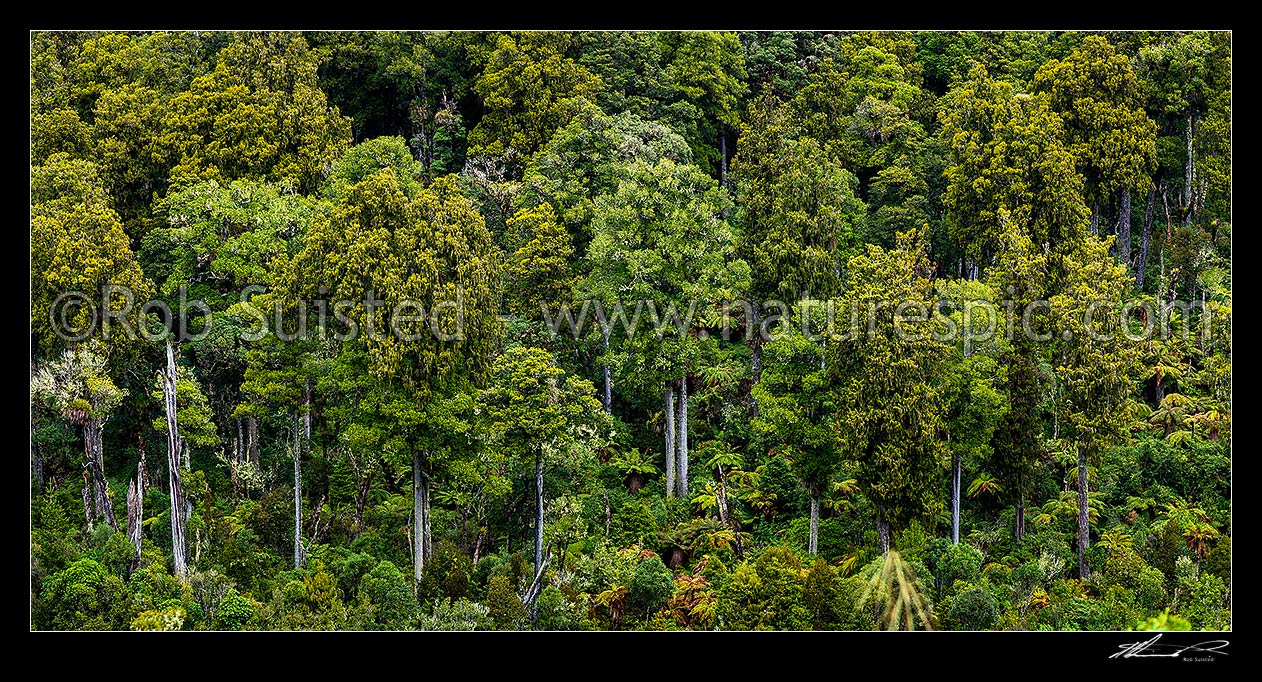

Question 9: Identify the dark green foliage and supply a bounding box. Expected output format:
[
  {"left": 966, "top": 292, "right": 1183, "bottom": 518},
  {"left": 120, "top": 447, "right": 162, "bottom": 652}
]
[
  {"left": 947, "top": 588, "right": 1000, "bottom": 630},
  {"left": 534, "top": 585, "right": 578, "bottom": 630},
  {"left": 935, "top": 543, "right": 983, "bottom": 598},
  {"left": 484, "top": 575, "right": 528, "bottom": 630},
  {"left": 802, "top": 557, "right": 842, "bottom": 629},
  {"left": 418, "top": 541, "right": 472, "bottom": 603},
  {"left": 216, "top": 588, "right": 255, "bottom": 630},
  {"left": 717, "top": 546, "right": 810, "bottom": 630},
  {"left": 627, "top": 555, "right": 674, "bottom": 621},
  {"left": 358, "top": 560, "right": 418, "bottom": 629},
  {"left": 35, "top": 559, "right": 134, "bottom": 630},
  {"left": 31, "top": 490, "right": 82, "bottom": 578}
]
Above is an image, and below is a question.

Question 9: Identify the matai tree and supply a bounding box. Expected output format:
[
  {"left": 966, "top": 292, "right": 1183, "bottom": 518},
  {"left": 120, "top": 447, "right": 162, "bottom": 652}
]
[
  {"left": 1032, "top": 35, "right": 1156, "bottom": 265},
  {"left": 1049, "top": 235, "right": 1143, "bottom": 578},
  {"left": 829, "top": 228, "right": 948, "bottom": 553},
  {"left": 277, "top": 168, "right": 503, "bottom": 582}
]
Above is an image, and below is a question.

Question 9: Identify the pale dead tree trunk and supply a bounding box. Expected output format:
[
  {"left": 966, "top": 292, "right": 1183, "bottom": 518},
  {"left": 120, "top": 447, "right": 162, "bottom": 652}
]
[
  {"left": 1014, "top": 494, "right": 1025, "bottom": 543},
  {"left": 84, "top": 420, "right": 117, "bottom": 530},
  {"left": 716, "top": 474, "right": 730, "bottom": 529},
  {"left": 676, "top": 376, "right": 689, "bottom": 497},
  {"left": 750, "top": 303, "right": 762, "bottom": 418},
  {"left": 472, "top": 529, "right": 485, "bottom": 566},
  {"left": 137, "top": 435, "right": 150, "bottom": 494},
  {"left": 877, "top": 517, "right": 890, "bottom": 555},
  {"left": 951, "top": 450, "right": 961, "bottom": 545},
  {"left": 1184, "top": 114, "right": 1195, "bottom": 227},
  {"left": 412, "top": 453, "right": 431, "bottom": 583},
  {"left": 1089, "top": 203, "right": 1100, "bottom": 235},
  {"left": 534, "top": 451, "right": 545, "bottom": 578},
  {"left": 523, "top": 544, "right": 552, "bottom": 618},
  {"left": 1117, "top": 189, "right": 1132, "bottom": 271},
  {"left": 230, "top": 419, "right": 242, "bottom": 500},
  {"left": 293, "top": 412, "right": 304, "bottom": 570},
  {"left": 81, "top": 470, "right": 94, "bottom": 533},
  {"left": 664, "top": 384, "right": 676, "bottom": 496},
  {"left": 162, "top": 340, "right": 188, "bottom": 579},
  {"left": 1137, "top": 186, "right": 1156, "bottom": 289},
  {"left": 808, "top": 493, "right": 820, "bottom": 555},
  {"left": 1076, "top": 445, "right": 1090, "bottom": 580},
  {"left": 127, "top": 478, "right": 142, "bottom": 574},
  {"left": 308, "top": 494, "right": 327, "bottom": 548},
  {"left": 601, "top": 329, "right": 612, "bottom": 414},
  {"left": 246, "top": 415, "right": 260, "bottom": 466},
  {"left": 603, "top": 491, "right": 611, "bottom": 537},
  {"left": 422, "top": 471, "right": 432, "bottom": 566}
]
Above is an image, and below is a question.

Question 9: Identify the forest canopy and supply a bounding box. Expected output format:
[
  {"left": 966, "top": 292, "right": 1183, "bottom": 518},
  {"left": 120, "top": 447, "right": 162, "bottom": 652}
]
[{"left": 29, "top": 30, "right": 1230, "bottom": 632}]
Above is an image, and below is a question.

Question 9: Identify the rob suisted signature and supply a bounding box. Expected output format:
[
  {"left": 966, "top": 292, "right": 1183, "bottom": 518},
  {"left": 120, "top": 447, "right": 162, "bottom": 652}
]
[{"left": 1111, "top": 633, "right": 1229, "bottom": 660}]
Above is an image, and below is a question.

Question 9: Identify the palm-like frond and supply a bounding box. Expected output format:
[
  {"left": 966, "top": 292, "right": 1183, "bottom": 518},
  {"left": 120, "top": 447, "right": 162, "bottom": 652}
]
[
  {"left": 1097, "top": 527, "right": 1133, "bottom": 555},
  {"left": 966, "top": 472, "right": 1005, "bottom": 498},
  {"left": 609, "top": 447, "right": 659, "bottom": 475},
  {"left": 858, "top": 550, "right": 935, "bottom": 631}
]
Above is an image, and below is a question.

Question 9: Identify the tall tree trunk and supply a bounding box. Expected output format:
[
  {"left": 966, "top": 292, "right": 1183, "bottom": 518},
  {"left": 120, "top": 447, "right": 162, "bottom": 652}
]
[
  {"left": 162, "top": 340, "right": 187, "bottom": 579},
  {"left": 293, "top": 412, "right": 304, "bottom": 570},
  {"left": 412, "top": 453, "right": 431, "bottom": 582},
  {"left": 81, "top": 470, "right": 94, "bottom": 533},
  {"left": 951, "top": 451, "right": 961, "bottom": 545},
  {"left": 1014, "top": 493, "right": 1025, "bottom": 543},
  {"left": 1137, "top": 186, "right": 1155, "bottom": 289},
  {"left": 716, "top": 469, "right": 730, "bottom": 527},
  {"left": 84, "top": 420, "right": 117, "bottom": 530},
  {"left": 246, "top": 415, "right": 260, "bottom": 466},
  {"left": 676, "top": 376, "right": 689, "bottom": 497},
  {"left": 809, "top": 493, "right": 820, "bottom": 555},
  {"left": 1117, "top": 189, "right": 1132, "bottom": 271},
  {"left": 33, "top": 435, "right": 45, "bottom": 491},
  {"left": 750, "top": 303, "right": 762, "bottom": 418},
  {"left": 664, "top": 384, "right": 676, "bottom": 497},
  {"left": 137, "top": 434, "right": 150, "bottom": 494},
  {"left": 472, "top": 530, "right": 485, "bottom": 567},
  {"left": 604, "top": 491, "right": 611, "bottom": 537},
  {"left": 127, "top": 478, "right": 142, "bottom": 575},
  {"left": 1089, "top": 203, "right": 1100, "bottom": 235},
  {"left": 535, "top": 451, "right": 545, "bottom": 578},
  {"left": 1184, "top": 114, "right": 1195, "bottom": 227},
  {"left": 1076, "top": 446, "right": 1090, "bottom": 579},
  {"left": 877, "top": 517, "right": 890, "bottom": 555},
  {"left": 422, "top": 474, "right": 432, "bottom": 567},
  {"left": 601, "top": 328, "right": 612, "bottom": 414}
]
